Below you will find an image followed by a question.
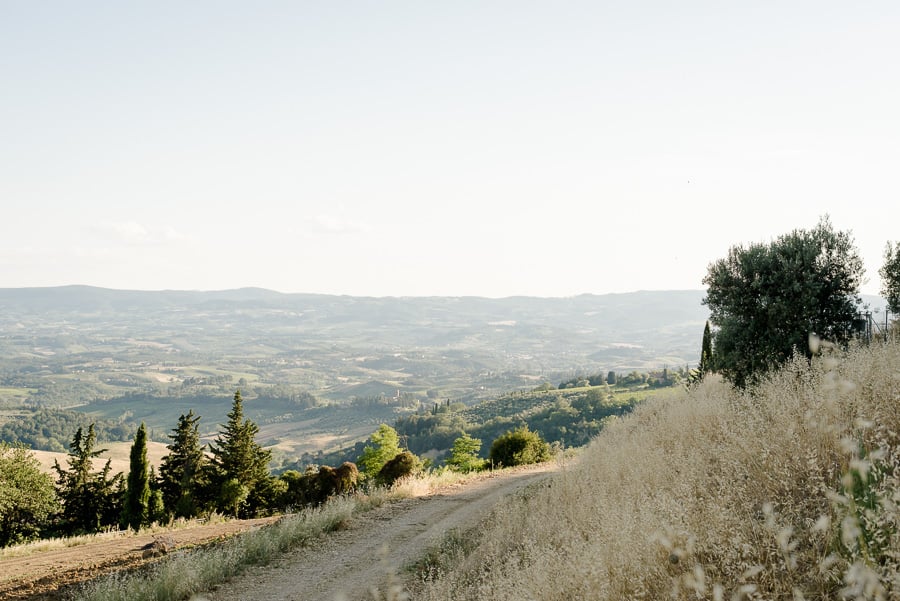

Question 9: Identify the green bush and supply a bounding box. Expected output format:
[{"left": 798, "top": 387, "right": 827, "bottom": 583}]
[
  {"left": 279, "top": 462, "right": 358, "bottom": 508},
  {"left": 377, "top": 451, "right": 421, "bottom": 486},
  {"left": 446, "top": 434, "right": 486, "bottom": 473},
  {"left": 488, "top": 426, "right": 551, "bottom": 468}
]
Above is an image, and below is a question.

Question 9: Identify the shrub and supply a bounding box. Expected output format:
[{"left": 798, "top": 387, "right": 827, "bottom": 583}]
[
  {"left": 488, "top": 426, "right": 550, "bottom": 468},
  {"left": 446, "top": 434, "right": 486, "bottom": 473},
  {"left": 279, "top": 462, "right": 359, "bottom": 508},
  {"left": 377, "top": 451, "right": 421, "bottom": 486},
  {"left": 358, "top": 424, "right": 402, "bottom": 476}
]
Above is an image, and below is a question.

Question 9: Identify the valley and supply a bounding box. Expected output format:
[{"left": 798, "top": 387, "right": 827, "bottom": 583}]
[{"left": 0, "top": 286, "right": 711, "bottom": 462}]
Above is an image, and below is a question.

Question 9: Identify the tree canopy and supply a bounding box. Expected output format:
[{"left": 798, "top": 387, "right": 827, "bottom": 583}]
[
  {"left": 208, "top": 391, "right": 273, "bottom": 517},
  {"left": 880, "top": 241, "right": 900, "bottom": 315},
  {"left": 159, "top": 410, "right": 209, "bottom": 519},
  {"left": 357, "top": 424, "right": 402, "bottom": 476},
  {"left": 0, "top": 444, "right": 58, "bottom": 546},
  {"left": 52, "top": 424, "right": 123, "bottom": 534},
  {"left": 489, "top": 426, "right": 551, "bottom": 468},
  {"left": 446, "top": 433, "right": 485, "bottom": 473},
  {"left": 703, "top": 217, "right": 863, "bottom": 387}
]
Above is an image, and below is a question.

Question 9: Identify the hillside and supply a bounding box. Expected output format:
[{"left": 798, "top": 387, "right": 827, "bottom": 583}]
[
  {"left": 0, "top": 286, "right": 712, "bottom": 458},
  {"left": 409, "top": 341, "right": 900, "bottom": 599}
]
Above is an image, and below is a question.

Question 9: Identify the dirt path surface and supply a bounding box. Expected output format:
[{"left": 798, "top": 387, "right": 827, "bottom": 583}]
[
  {"left": 207, "top": 464, "right": 556, "bottom": 601},
  {"left": 0, "top": 517, "right": 279, "bottom": 600}
]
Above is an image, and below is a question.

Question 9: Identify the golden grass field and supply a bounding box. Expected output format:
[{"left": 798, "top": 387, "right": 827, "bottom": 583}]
[
  {"left": 29, "top": 441, "right": 170, "bottom": 477},
  {"left": 412, "top": 340, "right": 900, "bottom": 600}
]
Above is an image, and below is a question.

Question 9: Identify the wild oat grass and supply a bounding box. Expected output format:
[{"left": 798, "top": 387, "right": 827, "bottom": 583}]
[{"left": 413, "top": 342, "right": 900, "bottom": 600}]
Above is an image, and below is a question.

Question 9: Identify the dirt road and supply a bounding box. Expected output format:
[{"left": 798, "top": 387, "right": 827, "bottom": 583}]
[
  {"left": 206, "top": 464, "right": 556, "bottom": 601},
  {"left": 0, "top": 518, "right": 279, "bottom": 600}
]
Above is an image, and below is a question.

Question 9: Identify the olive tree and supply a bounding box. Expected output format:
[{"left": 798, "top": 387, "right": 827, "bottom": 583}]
[{"left": 703, "top": 217, "right": 863, "bottom": 387}]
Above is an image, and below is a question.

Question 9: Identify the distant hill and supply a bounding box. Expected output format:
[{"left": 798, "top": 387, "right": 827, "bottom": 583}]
[
  {"left": 0, "top": 286, "right": 711, "bottom": 370},
  {"left": 0, "top": 285, "right": 879, "bottom": 458}
]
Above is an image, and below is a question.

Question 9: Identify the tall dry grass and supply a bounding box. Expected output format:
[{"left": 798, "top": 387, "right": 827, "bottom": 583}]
[{"left": 412, "top": 341, "right": 900, "bottom": 600}]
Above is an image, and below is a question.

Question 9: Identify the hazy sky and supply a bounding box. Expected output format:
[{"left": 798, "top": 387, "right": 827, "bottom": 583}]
[{"left": 2, "top": 2, "right": 898, "bottom": 297}]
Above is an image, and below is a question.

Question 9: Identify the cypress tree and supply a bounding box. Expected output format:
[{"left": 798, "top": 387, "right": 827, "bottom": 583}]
[
  {"left": 122, "top": 423, "right": 150, "bottom": 531},
  {"left": 699, "top": 320, "right": 714, "bottom": 374}
]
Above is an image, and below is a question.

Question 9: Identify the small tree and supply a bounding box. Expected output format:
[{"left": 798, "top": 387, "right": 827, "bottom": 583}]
[
  {"left": 446, "top": 434, "right": 485, "bottom": 473},
  {"left": 122, "top": 423, "right": 151, "bottom": 531},
  {"left": 146, "top": 466, "right": 166, "bottom": 525},
  {"left": 699, "top": 320, "right": 714, "bottom": 375},
  {"left": 53, "top": 424, "right": 124, "bottom": 534},
  {"left": 159, "top": 410, "right": 209, "bottom": 519},
  {"left": 0, "top": 444, "right": 58, "bottom": 546},
  {"left": 358, "top": 424, "right": 402, "bottom": 477},
  {"left": 606, "top": 371, "right": 617, "bottom": 386},
  {"left": 489, "top": 426, "right": 551, "bottom": 468},
  {"left": 880, "top": 241, "right": 900, "bottom": 315},
  {"left": 208, "top": 391, "right": 272, "bottom": 518}
]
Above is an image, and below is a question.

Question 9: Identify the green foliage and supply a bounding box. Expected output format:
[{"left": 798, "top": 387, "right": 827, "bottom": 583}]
[
  {"left": 121, "top": 423, "right": 151, "bottom": 531},
  {"left": 219, "top": 478, "right": 249, "bottom": 517},
  {"left": 880, "top": 241, "right": 900, "bottom": 315},
  {"left": 446, "top": 434, "right": 486, "bottom": 473},
  {"left": 0, "top": 407, "right": 142, "bottom": 452},
  {"left": 208, "top": 391, "right": 273, "bottom": 517},
  {"left": 687, "top": 321, "right": 715, "bottom": 388},
  {"left": 279, "top": 462, "right": 359, "bottom": 508},
  {"left": 703, "top": 216, "right": 863, "bottom": 387},
  {"left": 0, "top": 443, "right": 58, "bottom": 546},
  {"left": 358, "top": 424, "right": 402, "bottom": 476},
  {"left": 158, "top": 410, "right": 209, "bottom": 519},
  {"left": 395, "top": 386, "right": 640, "bottom": 461},
  {"left": 489, "top": 426, "right": 551, "bottom": 468},
  {"left": 377, "top": 450, "right": 422, "bottom": 486},
  {"left": 52, "top": 424, "right": 124, "bottom": 534},
  {"left": 699, "top": 320, "right": 714, "bottom": 374},
  {"left": 146, "top": 466, "right": 166, "bottom": 525}
]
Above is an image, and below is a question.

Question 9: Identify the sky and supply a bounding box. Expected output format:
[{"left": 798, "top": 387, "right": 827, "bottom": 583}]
[{"left": 1, "top": 1, "right": 898, "bottom": 298}]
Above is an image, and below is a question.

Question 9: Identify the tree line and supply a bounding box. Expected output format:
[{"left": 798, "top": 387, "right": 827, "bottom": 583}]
[
  {"left": 0, "top": 406, "right": 148, "bottom": 453},
  {"left": 0, "top": 389, "right": 556, "bottom": 547}
]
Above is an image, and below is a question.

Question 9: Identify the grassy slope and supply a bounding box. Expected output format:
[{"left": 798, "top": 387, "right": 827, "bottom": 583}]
[{"left": 413, "top": 341, "right": 900, "bottom": 600}]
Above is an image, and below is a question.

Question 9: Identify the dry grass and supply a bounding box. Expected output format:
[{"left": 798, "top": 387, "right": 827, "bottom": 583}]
[
  {"left": 412, "top": 341, "right": 900, "bottom": 600},
  {"left": 29, "top": 441, "right": 170, "bottom": 476},
  {"left": 71, "top": 467, "right": 491, "bottom": 601},
  {"left": 0, "top": 514, "right": 231, "bottom": 559}
]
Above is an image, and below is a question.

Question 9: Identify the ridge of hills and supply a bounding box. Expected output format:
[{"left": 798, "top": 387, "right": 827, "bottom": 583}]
[{"left": 0, "top": 285, "right": 885, "bottom": 468}]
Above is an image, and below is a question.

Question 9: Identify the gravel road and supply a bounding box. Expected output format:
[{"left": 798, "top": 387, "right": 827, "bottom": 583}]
[{"left": 205, "top": 464, "right": 556, "bottom": 601}]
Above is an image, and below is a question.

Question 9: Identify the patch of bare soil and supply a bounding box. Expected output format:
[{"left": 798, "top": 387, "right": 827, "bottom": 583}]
[
  {"left": 206, "top": 464, "right": 556, "bottom": 601},
  {"left": 0, "top": 517, "right": 279, "bottom": 601}
]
